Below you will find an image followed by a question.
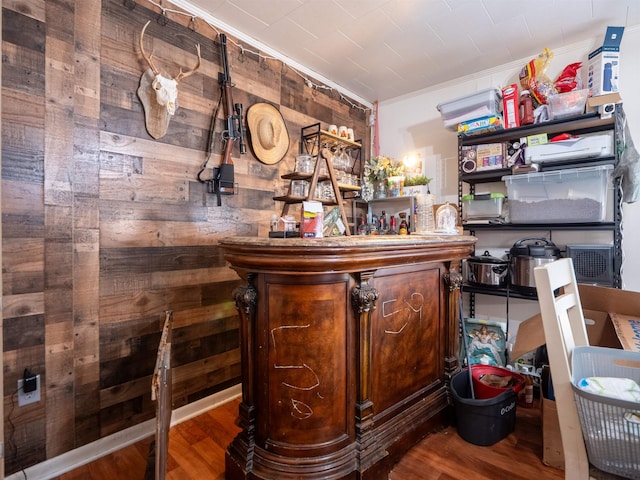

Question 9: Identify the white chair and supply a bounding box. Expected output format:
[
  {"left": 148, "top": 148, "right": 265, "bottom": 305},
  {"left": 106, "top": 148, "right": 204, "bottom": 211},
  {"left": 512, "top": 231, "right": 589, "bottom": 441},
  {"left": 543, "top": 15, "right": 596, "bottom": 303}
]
[{"left": 533, "top": 258, "right": 590, "bottom": 480}]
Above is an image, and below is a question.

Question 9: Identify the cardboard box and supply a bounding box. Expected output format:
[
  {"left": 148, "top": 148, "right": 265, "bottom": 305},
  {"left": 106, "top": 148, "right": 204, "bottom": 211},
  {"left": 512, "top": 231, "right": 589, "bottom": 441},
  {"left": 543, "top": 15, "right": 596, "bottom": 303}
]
[
  {"left": 461, "top": 143, "right": 507, "bottom": 173},
  {"left": 475, "top": 143, "right": 505, "bottom": 171},
  {"left": 511, "top": 284, "right": 640, "bottom": 469},
  {"left": 502, "top": 84, "right": 520, "bottom": 129},
  {"left": 457, "top": 115, "right": 503, "bottom": 135},
  {"left": 585, "top": 92, "right": 622, "bottom": 117},
  {"left": 524, "top": 133, "right": 548, "bottom": 147},
  {"left": 512, "top": 284, "right": 640, "bottom": 360},
  {"left": 300, "top": 201, "right": 323, "bottom": 238},
  {"left": 587, "top": 26, "right": 624, "bottom": 96}
]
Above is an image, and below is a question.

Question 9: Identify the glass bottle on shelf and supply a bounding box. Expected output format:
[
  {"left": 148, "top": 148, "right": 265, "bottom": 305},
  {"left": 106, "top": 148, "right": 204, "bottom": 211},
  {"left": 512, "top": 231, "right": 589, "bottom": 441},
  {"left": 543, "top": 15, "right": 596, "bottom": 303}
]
[
  {"left": 389, "top": 216, "right": 398, "bottom": 235},
  {"left": 357, "top": 216, "right": 368, "bottom": 235},
  {"left": 398, "top": 212, "right": 409, "bottom": 235},
  {"left": 371, "top": 214, "right": 379, "bottom": 233},
  {"left": 379, "top": 210, "right": 388, "bottom": 234}
]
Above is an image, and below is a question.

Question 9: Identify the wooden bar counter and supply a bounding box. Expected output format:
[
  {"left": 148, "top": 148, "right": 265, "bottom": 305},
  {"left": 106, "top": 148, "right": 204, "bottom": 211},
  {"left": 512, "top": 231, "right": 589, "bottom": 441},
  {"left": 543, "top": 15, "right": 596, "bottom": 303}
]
[{"left": 219, "top": 234, "right": 476, "bottom": 480}]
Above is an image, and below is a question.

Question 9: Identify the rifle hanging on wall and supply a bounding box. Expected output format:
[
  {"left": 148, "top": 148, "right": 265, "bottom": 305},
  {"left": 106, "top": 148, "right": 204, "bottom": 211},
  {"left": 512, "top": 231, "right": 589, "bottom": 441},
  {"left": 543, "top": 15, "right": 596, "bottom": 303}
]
[{"left": 198, "top": 33, "right": 246, "bottom": 206}]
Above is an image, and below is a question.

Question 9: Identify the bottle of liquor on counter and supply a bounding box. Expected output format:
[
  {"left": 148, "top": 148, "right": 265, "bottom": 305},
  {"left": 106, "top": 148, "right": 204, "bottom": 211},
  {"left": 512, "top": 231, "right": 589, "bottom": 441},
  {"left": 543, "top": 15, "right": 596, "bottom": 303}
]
[
  {"left": 398, "top": 212, "right": 408, "bottom": 235},
  {"left": 370, "top": 214, "right": 379, "bottom": 235},
  {"left": 357, "top": 216, "right": 368, "bottom": 235},
  {"left": 379, "top": 210, "right": 388, "bottom": 234},
  {"left": 389, "top": 216, "right": 398, "bottom": 235}
]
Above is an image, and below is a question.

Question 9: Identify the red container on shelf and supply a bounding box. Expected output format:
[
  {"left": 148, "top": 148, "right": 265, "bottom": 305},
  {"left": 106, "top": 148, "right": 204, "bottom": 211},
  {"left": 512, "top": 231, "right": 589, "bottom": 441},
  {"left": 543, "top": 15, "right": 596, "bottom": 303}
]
[
  {"left": 471, "top": 365, "right": 525, "bottom": 399},
  {"left": 502, "top": 84, "right": 520, "bottom": 129}
]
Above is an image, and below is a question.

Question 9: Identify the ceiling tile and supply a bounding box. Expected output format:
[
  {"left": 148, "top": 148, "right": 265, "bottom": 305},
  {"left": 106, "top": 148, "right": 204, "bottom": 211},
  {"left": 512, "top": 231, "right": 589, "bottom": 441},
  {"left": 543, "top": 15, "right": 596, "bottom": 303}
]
[{"left": 183, "top": 0, "right": 640, "bottom": 102}]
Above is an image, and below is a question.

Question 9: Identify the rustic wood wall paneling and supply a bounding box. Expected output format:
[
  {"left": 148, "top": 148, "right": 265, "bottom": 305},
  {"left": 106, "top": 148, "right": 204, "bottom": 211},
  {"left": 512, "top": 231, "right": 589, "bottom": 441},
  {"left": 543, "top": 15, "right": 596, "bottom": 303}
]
[
  {"left": 43, "top": 0, "right": 83, "bottom": 460},
  {"left": 2, "top": 1, "right": 48, "bottom": 474},
  {"left": 1, "top": 4, "right": 3, "bottom": 476},
  {"left": 71, "top": 0, "right": 103, "bottom": 451},
  {"left": 1, "top": 0, "right": 370, "bottom": 475}
]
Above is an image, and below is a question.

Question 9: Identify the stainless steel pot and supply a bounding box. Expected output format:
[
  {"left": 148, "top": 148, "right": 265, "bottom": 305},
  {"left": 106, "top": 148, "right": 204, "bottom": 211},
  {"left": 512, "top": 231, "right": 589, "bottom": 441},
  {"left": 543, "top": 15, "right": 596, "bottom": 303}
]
[
  {"left": 509, "top": 237, "right": 561, "bottom": 292},
  {"left": 464, "top": 251, "right": 509, "bottom": 287}
]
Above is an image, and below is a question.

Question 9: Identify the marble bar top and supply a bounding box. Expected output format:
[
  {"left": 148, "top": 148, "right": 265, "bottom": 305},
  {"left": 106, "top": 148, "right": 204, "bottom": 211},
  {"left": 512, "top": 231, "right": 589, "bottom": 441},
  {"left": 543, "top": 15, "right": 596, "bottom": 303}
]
[{"left": 219, "top": 234, "right": 477, "bottom": 274}]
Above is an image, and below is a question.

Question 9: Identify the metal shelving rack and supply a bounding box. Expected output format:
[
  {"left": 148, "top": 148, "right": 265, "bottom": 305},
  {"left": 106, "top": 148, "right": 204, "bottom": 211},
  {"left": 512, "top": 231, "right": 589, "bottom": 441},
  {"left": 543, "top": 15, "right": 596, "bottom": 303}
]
[{"left": 457, "top": 111, "right": 623, "bottom": 316}]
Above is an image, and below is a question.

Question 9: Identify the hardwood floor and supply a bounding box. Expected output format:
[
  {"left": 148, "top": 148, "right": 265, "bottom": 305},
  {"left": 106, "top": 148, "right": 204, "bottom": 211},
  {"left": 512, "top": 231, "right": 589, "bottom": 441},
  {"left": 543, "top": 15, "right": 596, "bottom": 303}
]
[{"left": 53, "top": 397, "right": 564, "bottom": 480}]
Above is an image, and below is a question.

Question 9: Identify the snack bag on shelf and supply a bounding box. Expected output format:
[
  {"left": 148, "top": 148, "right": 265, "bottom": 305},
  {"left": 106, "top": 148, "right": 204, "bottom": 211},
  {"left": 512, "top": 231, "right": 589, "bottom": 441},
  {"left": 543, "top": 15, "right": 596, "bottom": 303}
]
[
  {"left": 518, "top": 48, "right": 554, "bottom": 107},
  {"left": 554, "top": 62, "right": 582, "bottom": 93}
]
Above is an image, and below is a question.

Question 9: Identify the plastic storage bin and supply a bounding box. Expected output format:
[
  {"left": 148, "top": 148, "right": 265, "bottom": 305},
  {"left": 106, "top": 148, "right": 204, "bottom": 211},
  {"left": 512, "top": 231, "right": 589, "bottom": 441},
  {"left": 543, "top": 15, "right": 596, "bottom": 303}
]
[
  {"left": 462, "top": 193, "right": 505, "bottom": 220},
  {"left": 502, "top": 164, "right": 612, "bottom": 224},
  {"left": 437, "top": 88, "right": 502, "bottom": 129},
  {"left": 471, "top": 365, "right": 525, "bottom": 400},
  {"left": 450, "top": 368, "right": 518, "bottom": 446},
  {"left": 571, "top": 346, "right": 640, "bottom": 479},
  {"left": 547, "top": 89, "right": 588, "bottom": 120}
]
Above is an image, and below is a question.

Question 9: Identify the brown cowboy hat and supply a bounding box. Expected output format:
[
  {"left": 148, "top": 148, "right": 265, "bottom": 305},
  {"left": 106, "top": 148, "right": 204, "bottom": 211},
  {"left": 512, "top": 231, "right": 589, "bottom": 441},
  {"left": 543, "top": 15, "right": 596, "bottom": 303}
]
[{"left": 247, "top": 103, "right": 290, "bottom": 165}]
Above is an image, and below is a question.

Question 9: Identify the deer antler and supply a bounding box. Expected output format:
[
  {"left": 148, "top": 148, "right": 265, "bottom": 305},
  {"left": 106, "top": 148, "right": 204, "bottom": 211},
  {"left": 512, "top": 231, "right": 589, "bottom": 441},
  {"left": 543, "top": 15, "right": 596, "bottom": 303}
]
[
  {"left": 175, "top": 43, "right": 202, "bottom": 82},
  {"left": 140, "top": 20, "right": 160, "bottom": 75}
]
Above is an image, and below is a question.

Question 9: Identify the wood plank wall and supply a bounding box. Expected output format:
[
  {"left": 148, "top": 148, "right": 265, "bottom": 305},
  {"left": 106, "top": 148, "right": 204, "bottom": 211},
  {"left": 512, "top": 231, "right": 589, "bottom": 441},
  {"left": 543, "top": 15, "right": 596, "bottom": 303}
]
[{"left": 1, "top": 0, "right": 370, "bottom": 474}]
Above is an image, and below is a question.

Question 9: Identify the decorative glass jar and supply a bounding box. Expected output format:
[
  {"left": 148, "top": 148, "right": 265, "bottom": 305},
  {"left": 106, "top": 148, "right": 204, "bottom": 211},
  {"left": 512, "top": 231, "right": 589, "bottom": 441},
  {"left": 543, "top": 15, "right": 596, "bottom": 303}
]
[{"left": 386, "top": 175, "right": 405, "bottom": 197}]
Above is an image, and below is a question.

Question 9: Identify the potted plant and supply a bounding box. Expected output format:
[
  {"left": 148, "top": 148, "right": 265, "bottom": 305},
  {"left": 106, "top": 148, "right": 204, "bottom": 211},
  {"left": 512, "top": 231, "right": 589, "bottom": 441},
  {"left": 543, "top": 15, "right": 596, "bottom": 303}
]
[{"left": 403, "top": 174, "right": 433, "bottom": 196}]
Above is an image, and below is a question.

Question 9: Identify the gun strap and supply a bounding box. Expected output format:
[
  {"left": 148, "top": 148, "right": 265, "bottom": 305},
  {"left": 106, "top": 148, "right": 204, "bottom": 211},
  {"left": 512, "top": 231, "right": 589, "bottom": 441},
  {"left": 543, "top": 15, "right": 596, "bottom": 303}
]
[
  {"left": 197, "top": 83, "right": 225, "bottom": 184},
  {"left": 213, "top": 169, "right": 223, "bottom": 207}
]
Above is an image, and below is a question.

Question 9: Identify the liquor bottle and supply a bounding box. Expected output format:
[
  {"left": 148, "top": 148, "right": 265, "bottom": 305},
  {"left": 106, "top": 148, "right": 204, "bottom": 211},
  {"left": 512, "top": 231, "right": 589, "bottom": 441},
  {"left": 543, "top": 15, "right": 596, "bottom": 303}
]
[
  {"left": 379, "top": 210, "right": 388, "bottom": 234},
  {"left": 398, "top": 212, "right": 408, "bottom": 235},
  {"left": 370, "top": 214, "right": 379, "bottom": 235},
  {"left": 357, "top": 216, "right": 368, "bottom": 235},
  {"left": 389, "top": 216, "right": 398, "bottom": 235}
]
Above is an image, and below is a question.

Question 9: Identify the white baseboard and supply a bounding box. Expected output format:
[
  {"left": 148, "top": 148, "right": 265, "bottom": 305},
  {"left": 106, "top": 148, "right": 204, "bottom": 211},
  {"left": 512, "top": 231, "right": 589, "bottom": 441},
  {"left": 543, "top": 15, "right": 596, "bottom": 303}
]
[{"left": 6, "top": 384, "right": 242, "bottom": 480}]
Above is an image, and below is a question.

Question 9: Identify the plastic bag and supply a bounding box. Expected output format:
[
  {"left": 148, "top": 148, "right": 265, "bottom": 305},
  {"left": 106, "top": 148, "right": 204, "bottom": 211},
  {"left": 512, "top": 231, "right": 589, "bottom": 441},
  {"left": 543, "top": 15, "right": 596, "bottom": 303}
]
[
  {"left": 613, "top": 105, "right": 640, "bottom": 203},
  {"left": 519, "top": 48, "right": 554, "bottom": 106},
  {"left": 554, "top": 62, "right": 582, "bottom": 93}
]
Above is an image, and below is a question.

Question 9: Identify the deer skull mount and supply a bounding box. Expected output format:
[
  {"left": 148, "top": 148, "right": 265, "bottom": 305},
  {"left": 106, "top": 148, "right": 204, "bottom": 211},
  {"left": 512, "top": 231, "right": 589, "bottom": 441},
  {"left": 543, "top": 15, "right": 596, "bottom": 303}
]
[{"left": 137, "top": 20, "right": 201, "bottom": 139}]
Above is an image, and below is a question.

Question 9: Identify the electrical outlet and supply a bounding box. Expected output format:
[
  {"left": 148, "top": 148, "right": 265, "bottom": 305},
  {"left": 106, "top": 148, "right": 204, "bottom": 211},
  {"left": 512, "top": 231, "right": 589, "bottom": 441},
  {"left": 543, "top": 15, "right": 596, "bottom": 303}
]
[{"left": 18, "top": 374, "right": 41, "bottom": 406}]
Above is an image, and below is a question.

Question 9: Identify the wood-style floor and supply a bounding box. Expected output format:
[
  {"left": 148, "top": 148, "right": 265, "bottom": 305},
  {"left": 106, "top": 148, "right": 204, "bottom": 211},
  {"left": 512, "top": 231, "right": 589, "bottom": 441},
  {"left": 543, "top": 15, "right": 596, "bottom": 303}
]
[{"left": 52, "top": 396, "right": 566, "bottom": 480}]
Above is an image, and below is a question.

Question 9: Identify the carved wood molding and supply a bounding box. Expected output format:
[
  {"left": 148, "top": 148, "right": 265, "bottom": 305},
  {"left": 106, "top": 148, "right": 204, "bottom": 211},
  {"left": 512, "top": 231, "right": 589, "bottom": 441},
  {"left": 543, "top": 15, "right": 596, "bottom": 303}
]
[
  {"left": 444, "top": 266, "right": 463, "bottom": 292},
  {"left": 233, "top": 275, "right": 258, "bottom": 316},
  {"left": 351, "top": 270, "right": 378, "bottom": 464},
  {"left": 444, "top": 267, "right": 464, "bottom": 377},
  {"left": 232, "top": 275, "right": 258, "bottom": 437}
]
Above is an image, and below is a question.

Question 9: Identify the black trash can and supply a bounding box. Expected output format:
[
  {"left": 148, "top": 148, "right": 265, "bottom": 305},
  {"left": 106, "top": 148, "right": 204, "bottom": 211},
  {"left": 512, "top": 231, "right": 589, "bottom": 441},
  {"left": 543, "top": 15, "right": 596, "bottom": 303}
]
[{"left": 450, "top": 368, "right": 518, "bottom": 446}]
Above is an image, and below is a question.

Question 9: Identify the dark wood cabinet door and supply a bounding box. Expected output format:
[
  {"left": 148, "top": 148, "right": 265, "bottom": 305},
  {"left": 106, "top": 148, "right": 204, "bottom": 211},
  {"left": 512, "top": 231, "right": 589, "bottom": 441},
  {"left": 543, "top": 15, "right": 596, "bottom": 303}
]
[
  {"left": 370, "top": 263, "right": 445, "bottom": 417},
  {"left": 256, "top": 274, "right": 355, "bottom": 457}
]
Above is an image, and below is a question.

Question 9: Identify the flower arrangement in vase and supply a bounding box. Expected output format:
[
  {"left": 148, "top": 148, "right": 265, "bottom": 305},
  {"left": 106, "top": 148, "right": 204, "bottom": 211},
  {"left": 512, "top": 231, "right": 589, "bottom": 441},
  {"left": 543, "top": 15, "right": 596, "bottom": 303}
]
[{"left": 365, "top": 156, "right": 404, "bottom": 198}]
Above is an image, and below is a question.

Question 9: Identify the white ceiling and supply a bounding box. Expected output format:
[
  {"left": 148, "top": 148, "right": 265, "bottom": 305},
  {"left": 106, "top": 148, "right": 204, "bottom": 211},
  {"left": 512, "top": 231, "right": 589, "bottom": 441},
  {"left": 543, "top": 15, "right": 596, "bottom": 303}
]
[{"left": 179, "top": 0, "right": 640, "bottom": 104}]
